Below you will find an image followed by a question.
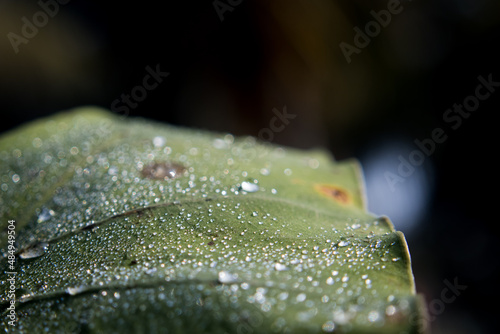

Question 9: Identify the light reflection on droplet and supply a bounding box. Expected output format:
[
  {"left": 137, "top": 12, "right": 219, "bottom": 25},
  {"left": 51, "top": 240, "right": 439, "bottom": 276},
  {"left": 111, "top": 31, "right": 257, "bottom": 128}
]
[
  {"left": 66, "top": 286, "right": 85, "bottom": 295},
  {"left": 260, "top": 168, "right": 270, "bottom": 176},
  {"left": 19, "top": 242, "right": 49, "bottom": 259},
  {"left": 274, "top": 263, "right": 288, "bottom": 271},
  {"left": 153, "top": 136, "right": 166, "bottom": 147},
  {"left": 338, "top": 240, "right": 350, "bottom": 247},
  {"left": 386, "top": 305, "right": 397, "bottom": 316},
  {"left": 296, "top": 293, "right": 306, "bottom": 302},
  {"left": 218, "top": 271, "right": 238, "bottom": 284},
  {"left": 37, "top": 208, "right": 55, "bottom": 223},
  {"left": 368, "top": 310, "right": 381, "bottom": 322},
  {"left": 240, "top": 181, "right": 259, "bottom": 193},
  {"left": 321, "top": 321, "right": 335, "bottom": 332}
]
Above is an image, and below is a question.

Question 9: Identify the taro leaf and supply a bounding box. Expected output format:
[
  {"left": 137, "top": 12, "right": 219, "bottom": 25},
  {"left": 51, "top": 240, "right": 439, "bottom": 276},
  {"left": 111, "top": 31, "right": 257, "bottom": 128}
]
[{"left": 0, "top": 107, "right": 425, "bottom": 333}]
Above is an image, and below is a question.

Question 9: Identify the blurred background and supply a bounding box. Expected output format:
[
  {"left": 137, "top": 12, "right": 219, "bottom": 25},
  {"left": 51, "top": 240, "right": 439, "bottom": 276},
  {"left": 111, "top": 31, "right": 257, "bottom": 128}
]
[{"left": 1, "top": 0, "right": 498, "bottom": 332}]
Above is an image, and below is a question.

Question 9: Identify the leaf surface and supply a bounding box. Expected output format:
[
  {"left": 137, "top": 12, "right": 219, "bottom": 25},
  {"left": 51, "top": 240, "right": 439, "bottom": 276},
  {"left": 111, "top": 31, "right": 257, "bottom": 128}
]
[{"left": 0, "top": 107, "right": 424, "bottom": 333}]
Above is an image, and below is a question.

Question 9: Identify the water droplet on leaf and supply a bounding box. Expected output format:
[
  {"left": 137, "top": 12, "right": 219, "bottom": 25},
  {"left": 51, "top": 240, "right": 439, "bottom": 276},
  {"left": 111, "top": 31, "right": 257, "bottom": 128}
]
[
  {"left": 152, "top": 136, "right": 166, "bottom": 147},
  {"left": 141, "top": 162, "right": 186, "bottom": 180},
  {"left": 368, "top": 310, "right": 381, "bottom": 322},
  {"left": 37, "top": 208, "right": 55, "bottom": 223},
  {"left": 274, "top": 263, "right": 288, "bottom": 271},
  {"left": 386, "top": 305, "right": 397, "bottom": 316},
  {"left": 16, "top": 288, "right": 33, "bottom": 301},
  {"left": 338, "top": 240, "right": 350, "bottom": 247},
  {"left": 19, "top": 242, "right": 49, "bottom": 259},
  {"left": 296, "top": 293, "right": 306, "bottom": 302},
  {"left": 212, "top": 139, "right": 228, "bottom": 149},
  {"left": 322, "top": 321, "right": 335, "bottom": 332},
  {"left": 218, "top": 271, "right": 238, "bottom": 284},
  {"left": 67, "top": 286, "right": 85, "bottom": 296},
  {"left": 240, "top": 181, "right": 259, "bottom": 193}
]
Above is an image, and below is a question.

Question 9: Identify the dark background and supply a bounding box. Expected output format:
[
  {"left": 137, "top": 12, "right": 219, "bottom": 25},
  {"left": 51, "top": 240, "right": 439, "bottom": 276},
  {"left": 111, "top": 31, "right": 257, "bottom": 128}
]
[{"left": 1, "top": 1, "right": 498, "bottom": 332}]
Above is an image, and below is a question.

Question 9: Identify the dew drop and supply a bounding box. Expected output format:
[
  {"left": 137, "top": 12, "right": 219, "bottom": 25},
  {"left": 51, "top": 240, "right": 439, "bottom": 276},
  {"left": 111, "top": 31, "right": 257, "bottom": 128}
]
[
  {"left": 260, "top": 168, "right": 270, "bottom": 176},
  {"left": 70, "top": 146, "right": 79, "bottom": 155},
  {"left": 274, "top": 263, "right": 288, "bottom": 271},
  {"left": 152, "top": 136, "right": 166, "bottom": 147},
  {"left": 333, "top": 310, "right": 349, "bottom": 324},
  {"left": 326, "top": 277, "right": 334, "bottom": 285},
  {"left": 37, "top": 208, "right": 55, "bottom": 223},
  {"left": 386, "top": 305, "right": 397, "bottom": 316},
  {"left": 278, "top": 292, "right": 289, "bottom": 301},
  {"left": 296, "top": 293, "right": 306, "bottom": 302},
  {"left": 17, "top": 288, "right": 33, "bottom": 302},
  {"left": 322, "top": 321, "right": 335, "bottom": 332},
  {"left": 141, "top": 162, "right": 186, "bottom": 180},
  {"left": 338, "top": 240, "right": 350, "bottom": 247},
  {"left": 240, "top": 181, "right": 259, "bottom": 193},
  {"left": 66, "top": 286, "right": 85, "bottom": 296},
  {"left": 368, "top": 310, "right": 381, "bottom": 322},
  {"left": 12, "top": 149, "right": 21, "bottom": 158},
  {"left": 19, "top": 242, "right": 49, "bottom": 259},
  {"left": 32, "top": 137, "right": 42, "bottom": 148},
  {"left": 218, "top": 271, "right": 238, "bottom": 284},
  {"left": 12, "top": 174, "right": 20, "bottom": 183},
  {"left": 213, "top": 138, "right": 228, "bottom": 149}
]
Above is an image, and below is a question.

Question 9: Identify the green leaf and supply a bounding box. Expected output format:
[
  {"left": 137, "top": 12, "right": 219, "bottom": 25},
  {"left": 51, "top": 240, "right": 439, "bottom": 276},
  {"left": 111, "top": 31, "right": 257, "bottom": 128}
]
[{"left": 0, "top": 107, "right": 425, "bottom": 333}]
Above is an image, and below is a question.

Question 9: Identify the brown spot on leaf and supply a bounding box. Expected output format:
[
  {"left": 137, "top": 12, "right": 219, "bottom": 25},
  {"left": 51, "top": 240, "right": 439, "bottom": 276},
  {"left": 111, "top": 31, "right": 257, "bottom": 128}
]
[
  {"left": 315, "top": 184, "right": 351, "bottom": 205},
  {"left": 141, "top": 162, "right": 186, "bottom": 180}
]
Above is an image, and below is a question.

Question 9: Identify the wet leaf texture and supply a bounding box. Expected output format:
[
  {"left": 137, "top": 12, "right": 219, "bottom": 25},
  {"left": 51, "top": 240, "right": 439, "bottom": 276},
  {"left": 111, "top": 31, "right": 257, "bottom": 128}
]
[{"left": 0, "top": 107, "right": 424, "bottom": 333}]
